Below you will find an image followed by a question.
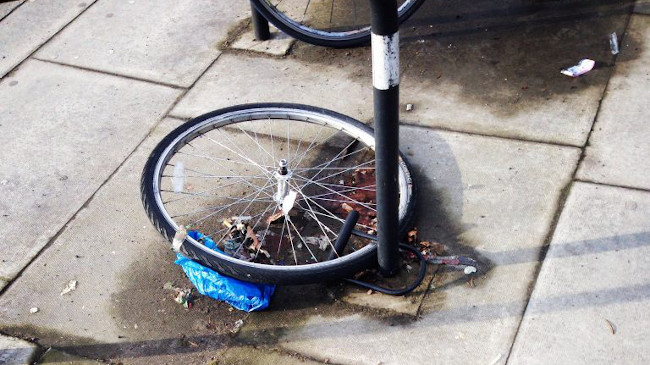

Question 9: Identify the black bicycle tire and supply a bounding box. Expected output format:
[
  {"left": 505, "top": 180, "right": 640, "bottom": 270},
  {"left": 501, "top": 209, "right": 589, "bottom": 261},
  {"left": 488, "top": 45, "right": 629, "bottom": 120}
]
[
  {"left": 250, "top": 0, "right": 426, "bottom": 48},
  {"left": 141, "top": 103, "right": 416, "bottom": 284}
]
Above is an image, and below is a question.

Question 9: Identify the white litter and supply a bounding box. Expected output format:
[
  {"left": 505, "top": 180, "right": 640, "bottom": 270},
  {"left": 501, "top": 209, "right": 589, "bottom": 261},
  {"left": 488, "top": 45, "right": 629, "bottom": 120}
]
[
  {"left": 304, "top": 236, "right": 330, "bottom": 251},
  {"left": 231, "top": 319, "right": 244, "bottom": 334},
  {"left": 489, "top": 353, "right": 503, "bottom": 365},
  {"left": 60, "top": 280, "right": 78, "bottom": 296},
  {"left": 609, "top": 32, "right": 619, "bottom": 55},
  {"left": 561, "top": 59, "right": 595, "bottom": 77},
  {"left": 464, "top": 266, "right": 477, "bottom": 275}
]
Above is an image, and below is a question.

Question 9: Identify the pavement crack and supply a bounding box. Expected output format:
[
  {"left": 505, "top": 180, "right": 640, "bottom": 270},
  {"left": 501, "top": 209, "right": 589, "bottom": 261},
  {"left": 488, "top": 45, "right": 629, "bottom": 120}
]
[
  {"left": 0, "top": 0, "right": 101, "bottom": 81},
  {"left": 503, "top": 8, "right": 635, "bottom": 364},
  {"left": 31, "top": 58, "right": 187, "bottom": 90}
]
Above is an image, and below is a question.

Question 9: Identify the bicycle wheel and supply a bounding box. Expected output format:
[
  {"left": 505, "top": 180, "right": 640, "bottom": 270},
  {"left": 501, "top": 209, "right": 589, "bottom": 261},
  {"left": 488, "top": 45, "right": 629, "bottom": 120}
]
[
  {"left": 141, "top": 103, "right": 416, "bottom": 284},
  {"left": 250, "top": 0, "right": 425, "bottom": 48}
]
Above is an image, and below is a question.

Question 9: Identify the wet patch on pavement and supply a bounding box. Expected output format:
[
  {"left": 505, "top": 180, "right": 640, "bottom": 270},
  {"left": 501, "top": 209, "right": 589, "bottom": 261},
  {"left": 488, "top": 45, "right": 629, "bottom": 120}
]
[
  {"left": 108, "top": 241, "right": 247, "bottom": 364},
  {"left": 287, "top": 0, "right": 640, "bottom": 120},
  {"left": 234, "top": 282, "right": 425, "bottom": 348}
]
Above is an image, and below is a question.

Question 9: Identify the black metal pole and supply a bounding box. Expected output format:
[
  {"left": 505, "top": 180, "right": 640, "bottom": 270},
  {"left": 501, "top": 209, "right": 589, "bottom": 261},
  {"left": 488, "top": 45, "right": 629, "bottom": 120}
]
[
  {"left": 250, "top": 1, "right": 270, "bottom": 41},
  {"left": 369, "top": 0, "right": 400, "bottom": 277}
]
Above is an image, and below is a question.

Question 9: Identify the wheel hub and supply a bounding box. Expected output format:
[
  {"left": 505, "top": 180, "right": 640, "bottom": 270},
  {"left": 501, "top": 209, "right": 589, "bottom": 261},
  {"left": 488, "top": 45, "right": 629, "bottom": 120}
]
[{"left": 274, "top": 159, "right": 292, "bottom": 204}]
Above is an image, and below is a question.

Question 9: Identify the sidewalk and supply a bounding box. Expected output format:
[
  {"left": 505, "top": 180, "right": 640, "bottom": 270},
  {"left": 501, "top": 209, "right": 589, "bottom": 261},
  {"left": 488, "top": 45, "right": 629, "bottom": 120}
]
[{"left": 1, "top": 0, "right": 648, "bottom": 364}]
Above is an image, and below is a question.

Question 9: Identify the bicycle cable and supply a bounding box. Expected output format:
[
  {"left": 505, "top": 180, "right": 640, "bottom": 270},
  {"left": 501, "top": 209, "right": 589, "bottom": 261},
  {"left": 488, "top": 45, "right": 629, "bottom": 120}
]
[{"left": 330, "top": 213, "right": 427, "bottom": 296}]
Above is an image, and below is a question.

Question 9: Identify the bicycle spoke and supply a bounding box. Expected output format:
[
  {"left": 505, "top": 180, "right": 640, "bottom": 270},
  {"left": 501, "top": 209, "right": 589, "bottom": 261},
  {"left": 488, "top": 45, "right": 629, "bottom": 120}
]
[
  {"left": 300, "top": 159, "right": 375, "bottom": 186},
  {"left": 182, "top": 180, "right": 273, "bottom": 225},
  {"left": 290, "top": 182, "right": 338, "bottom": 256},
  {"left": 235, "top": 124, "right": 277, "bottom": 168},
  {"left": 287, "top": 215, "right": 317, "bottom": 263},
  {"left": 285, "top": 218, "right": 298, "bottom": 265}
]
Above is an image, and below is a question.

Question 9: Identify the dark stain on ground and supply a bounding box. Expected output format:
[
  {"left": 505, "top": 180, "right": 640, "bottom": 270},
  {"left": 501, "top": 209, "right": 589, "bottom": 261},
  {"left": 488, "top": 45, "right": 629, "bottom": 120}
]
[
  {"left": 220, "top": 17, "right": 253, "bottom": 50},
  {"left": 1, "top": 243, "right": 247, "bottom": 364},
  {"left": 105, "top": 242, "right": 247, "bottom": 364},
  {"left": 288, "top": 0, "right": 639, "bottom": 117},
  {"left": 400, "top": 132, "right": 496, "bottom": 313},
  {"left": 234, "top": 282, "right": 418, "bottom": 348},
  {"left": 1, "top": 324, "right": 98, "bottom": 352}
]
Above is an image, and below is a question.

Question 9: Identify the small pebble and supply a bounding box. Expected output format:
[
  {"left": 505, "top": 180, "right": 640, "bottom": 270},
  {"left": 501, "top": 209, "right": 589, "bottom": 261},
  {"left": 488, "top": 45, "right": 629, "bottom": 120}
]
[
  {"left": 30, "top": 307, "right": 39, "bottom": 314},
  {"left": 405, "top": 103, "right": 414, "bottom": 111}
]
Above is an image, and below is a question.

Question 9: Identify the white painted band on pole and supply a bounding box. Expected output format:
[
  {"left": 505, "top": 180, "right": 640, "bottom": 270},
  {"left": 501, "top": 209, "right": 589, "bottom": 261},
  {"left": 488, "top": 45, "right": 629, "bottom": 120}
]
[{"left": 371, "top": 32, "right": 400, "bottom": 90}]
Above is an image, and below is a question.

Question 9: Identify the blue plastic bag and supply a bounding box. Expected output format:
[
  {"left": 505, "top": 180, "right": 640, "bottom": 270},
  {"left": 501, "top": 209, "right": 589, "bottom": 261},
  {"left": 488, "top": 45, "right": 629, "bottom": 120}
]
[{"left": 175, "top": 231, "right": 275, "bottom": 312}]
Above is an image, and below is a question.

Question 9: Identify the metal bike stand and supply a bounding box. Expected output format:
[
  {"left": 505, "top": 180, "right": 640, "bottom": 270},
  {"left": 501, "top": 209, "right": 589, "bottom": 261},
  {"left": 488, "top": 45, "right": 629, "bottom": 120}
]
[
  {"left": 370, "top": 0, "right": 401, "bottom": 277},
  {"left": 250, "top": 1, "right": 270, "bottom": 41}
]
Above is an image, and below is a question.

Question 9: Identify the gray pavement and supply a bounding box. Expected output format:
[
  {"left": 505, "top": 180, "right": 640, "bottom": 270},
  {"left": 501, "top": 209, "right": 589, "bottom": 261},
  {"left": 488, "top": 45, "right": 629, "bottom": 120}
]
[
  {"left": 0, "top": 59, "right": 179, "bottom": 287},
  {"left": 0, "top": 0, "right": 93, "bottom": 78},
  {"left": 0, "top": 0, "right": 648, "bottom": 364},
  {"left": 577, "top": 15, "right": 650, "bottom": 190},
  {"left": 509, "top": 182, "right": 650, "bottom": 364}
]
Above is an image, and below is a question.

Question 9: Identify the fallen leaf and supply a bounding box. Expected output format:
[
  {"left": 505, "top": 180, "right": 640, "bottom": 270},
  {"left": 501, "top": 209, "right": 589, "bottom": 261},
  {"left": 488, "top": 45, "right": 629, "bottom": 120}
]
[
  {"left": 407, "top": 228, "right": 418, "bottom": 243},
  {"left": 246, "top": 226, "right": 261, "bottom": 251},
  {"left": 605, "top": 319, "right": 617, "bottom": 334},
  {"left": 467, "top": 277, "right": 475, "bottom": 288},
  {"left": 266, "top": 210, "right": 284, "bottom": 224},
  {"left": 341, "top": 203, "right": 354, "bottom": 212},
  {"left": 222, "top": 218, "right": 233, "bottom": 228}
]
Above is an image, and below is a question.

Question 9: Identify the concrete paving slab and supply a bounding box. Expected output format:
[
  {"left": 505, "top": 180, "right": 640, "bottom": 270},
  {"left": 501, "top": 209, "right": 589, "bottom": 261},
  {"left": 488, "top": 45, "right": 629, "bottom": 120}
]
[
  {"left": 35, "top": 0, "right": 249, "bottom": 87},
  {"left": 170, "top": 52, "right": 372, "bottom": 121},
  {"left": 0, "top": 118, "right": 248, "bottom": 364},
  {"left": 216, "top": 346, "right": 323, "bottom": 365},
  {"left": 577, "top": 16, "right": 650, "bottom": 190},
  {"left": 396, "top": 11, "right": 630, "bottom": 146},
  {"left": 0, "top": 334, "right": 38, "bottom": 365},
  {"left": 238, "top": 126, "right": 580, "bottom": 364},
  {"left": 36, "top": 349, "right": 100, "bottom": 364},
  {"left": 508, "top": 182, "right": 650, "bottom": 364},
  {"left": 0, "top": 0, "right": 92, "bottom": 78},
  {"left": 231, "top": 25, "right": 294, "bottom": 56},
  {"left": 249, "top": 4, "right": 630, "bottom": 147},
  {"left": 0, "top": 60, "right": 179, "bottom": 283},
  {"left": 635, "top": 0, "right": 650, "bottom": 14},
  {"left": 401, "top": 127, "right": 580, "bottom": 258},
  {"left": 0, "top": 0, "right": 23, "bottom": 19}
]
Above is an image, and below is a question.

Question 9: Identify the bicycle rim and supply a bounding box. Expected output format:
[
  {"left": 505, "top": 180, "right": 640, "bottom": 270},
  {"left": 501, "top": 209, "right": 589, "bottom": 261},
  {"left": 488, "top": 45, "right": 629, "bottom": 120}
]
[
  {"left": 252, "top": 0, "right": 424, "bottom": 48},
  {"left": 142, "top": 103, "right": 415, "bottom": 284}
]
